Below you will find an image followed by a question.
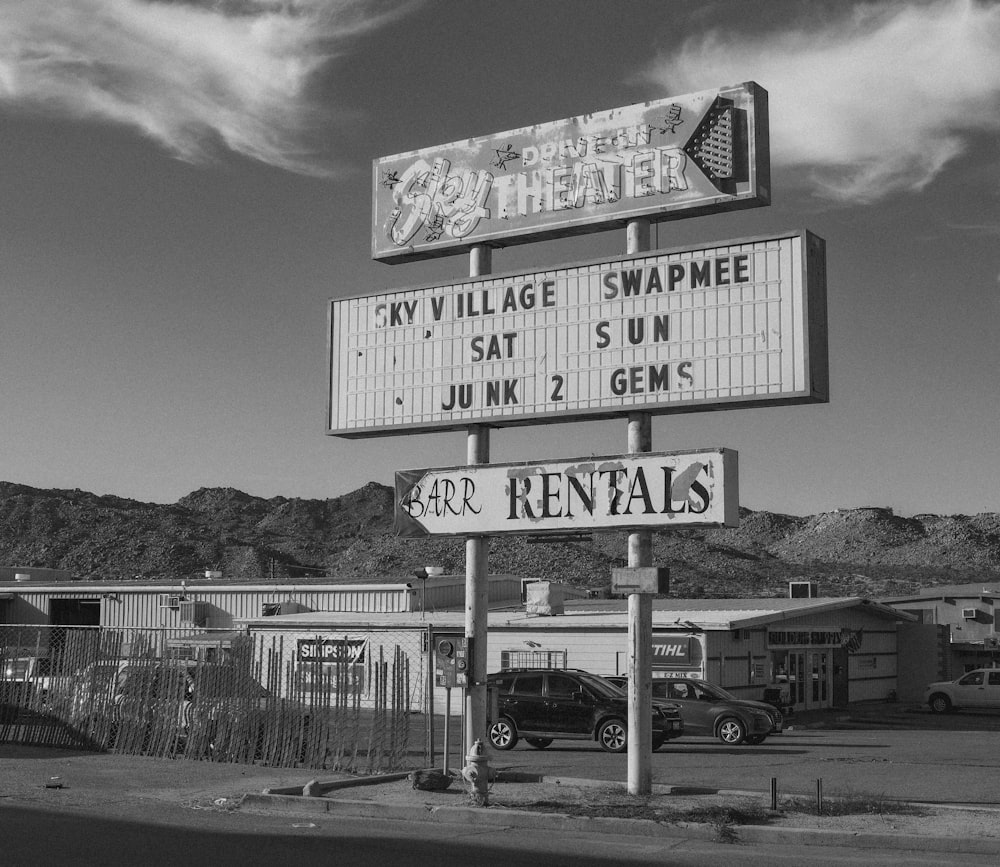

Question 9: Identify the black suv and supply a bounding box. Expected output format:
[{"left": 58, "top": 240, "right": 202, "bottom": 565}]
[{"left": 487, "top": 668, "right": 683, "bottom": 753}]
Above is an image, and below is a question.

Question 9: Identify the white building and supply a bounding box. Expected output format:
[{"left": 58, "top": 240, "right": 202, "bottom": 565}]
[{"left": 240, "top": 592, "right": 912, "bottom": 716}]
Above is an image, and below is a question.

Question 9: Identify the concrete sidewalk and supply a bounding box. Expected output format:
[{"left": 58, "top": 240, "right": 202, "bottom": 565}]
[{"left": 241, "top": 770, "right": 1000, "bottom": 856}]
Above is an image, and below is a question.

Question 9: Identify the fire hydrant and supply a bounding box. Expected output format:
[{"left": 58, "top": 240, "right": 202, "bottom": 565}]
[{"left": 461, "top": 739, "right": 490, "bottom": 806}]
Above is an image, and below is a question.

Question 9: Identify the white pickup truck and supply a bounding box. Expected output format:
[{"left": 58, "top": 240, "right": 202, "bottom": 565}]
[{"left": 925, "top": 668, "right": 1000, "bottom": 713}]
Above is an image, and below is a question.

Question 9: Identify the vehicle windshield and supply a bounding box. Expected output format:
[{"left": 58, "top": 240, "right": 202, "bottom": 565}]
[{"left": 576, "top": 673, "right": 625, "bottom": 699}]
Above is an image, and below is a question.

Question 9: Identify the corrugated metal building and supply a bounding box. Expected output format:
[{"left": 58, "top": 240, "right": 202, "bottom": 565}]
[
  {"left": 240, "top": 595, "right": 912, "bottom": 716},
  {"left": 0, "top": 574, "right": 523, "bottom": 629},
  {"left": 1, "top": 572, "right": 914, "bottom": 715}
]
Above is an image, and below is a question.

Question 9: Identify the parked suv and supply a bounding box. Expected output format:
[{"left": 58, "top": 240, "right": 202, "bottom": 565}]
[
  {"left": 607, "top": 676, "right": 777, "bottom": 745},
  {"left": 924, "top": 669, "right": 1000, "bottom": 713},
  {"left": 487, "top": 668, "right": 683, "bottom": 753}
]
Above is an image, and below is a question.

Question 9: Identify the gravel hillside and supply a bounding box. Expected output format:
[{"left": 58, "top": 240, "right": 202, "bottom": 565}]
[{"left": 0, "top": 481, "right": 997, "bottom": 598}]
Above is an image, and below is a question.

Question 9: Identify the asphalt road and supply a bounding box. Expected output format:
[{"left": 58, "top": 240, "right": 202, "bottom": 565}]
[
  {"left": 479, "top": 727, "right": 1000, "bottom": 805},
  {"left": 2, "top": 726, "right": 999, "bottom": 866},
  {"left": 0, "top": 800, "right": 990, "bottom": 867}
]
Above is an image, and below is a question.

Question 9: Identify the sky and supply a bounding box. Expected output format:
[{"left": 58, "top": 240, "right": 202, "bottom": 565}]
[{"left": 0, "top": 0, "right": 997, "bottom": 518}]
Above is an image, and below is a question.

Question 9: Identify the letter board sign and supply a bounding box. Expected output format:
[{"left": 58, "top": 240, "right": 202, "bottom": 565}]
[
  {"left": 372, "top": 82, "right": 769, "bottom": 262},
  {"left": 394, "top": 448, "right": 738, "bottom": 537},
  {"left": 328, "top": 230, "right": 827, "bottom": 437}
]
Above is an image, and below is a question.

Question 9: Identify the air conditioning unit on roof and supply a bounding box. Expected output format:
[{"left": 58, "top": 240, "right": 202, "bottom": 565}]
[
  {"left": 962, "top": 608, "right": 978, "bottom": 620},
  {"left": 158, "top": 593, "right": 181, "bottom": 610}
]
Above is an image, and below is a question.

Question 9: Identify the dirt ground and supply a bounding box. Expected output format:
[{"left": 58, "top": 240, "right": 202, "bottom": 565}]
[
  {"left": 2, "top": 745, "right": 998, "bottom": 843},
  {"left": 0, "top": 744, "right": 323, "bottom": 812},
  {"left": 334, "top": 774, "right": 1000, "bottom": 841}
]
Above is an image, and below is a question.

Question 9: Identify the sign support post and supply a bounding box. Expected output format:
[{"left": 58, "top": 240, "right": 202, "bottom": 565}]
[
  {"left": 466, "top": 244, "right": 491, "bottom": 806},
  {"left": 626, "top": 218, "right": 653, "bottom": 798}
]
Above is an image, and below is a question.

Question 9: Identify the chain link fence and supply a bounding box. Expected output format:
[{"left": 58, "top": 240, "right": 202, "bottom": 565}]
[{"left": 0, "top": 624, "right": 426, "bottom": 774}]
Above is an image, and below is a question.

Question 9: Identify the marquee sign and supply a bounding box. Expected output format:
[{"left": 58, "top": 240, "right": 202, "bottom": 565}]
[
  {"left": 372, "top": 82, "right": 769, "bottom": 262},
  {"left": 394, "top": 449, "right": 738, "bottom": 537},
  {"left": 327, "top": 230, "right": 827, "bottom": 437}
]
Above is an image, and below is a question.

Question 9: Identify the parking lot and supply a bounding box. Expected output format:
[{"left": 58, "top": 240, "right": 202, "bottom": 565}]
[{"left": 479, "top": 719, "right": 1000, "bottom": 806}]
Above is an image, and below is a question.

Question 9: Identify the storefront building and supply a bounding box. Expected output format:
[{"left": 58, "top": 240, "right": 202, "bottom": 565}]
[{"left": 242, "top": 594, "right": 912, "bottom": 716}]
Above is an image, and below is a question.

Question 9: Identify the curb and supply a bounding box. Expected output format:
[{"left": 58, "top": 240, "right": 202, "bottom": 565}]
[
  {"left": 239, "top": 778, "right": 1000, "bottom": 856},
  {"left": 263, "top": 772, "right": 411, "bottom": 797}
]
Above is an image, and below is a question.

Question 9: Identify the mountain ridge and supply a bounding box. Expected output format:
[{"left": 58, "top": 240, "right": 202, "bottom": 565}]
[{"left": 0, "top": 481, "right": 997, "bottom": 598}]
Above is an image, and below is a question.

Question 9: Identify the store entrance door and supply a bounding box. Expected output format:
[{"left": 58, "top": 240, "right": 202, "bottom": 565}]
[{"left": 787, "top": 650, "right": 832, "bottom": 712}]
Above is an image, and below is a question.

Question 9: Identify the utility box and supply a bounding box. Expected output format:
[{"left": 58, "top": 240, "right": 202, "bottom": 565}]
[{"left": 434, "top": 634, "right": 469, "bottom": 688}]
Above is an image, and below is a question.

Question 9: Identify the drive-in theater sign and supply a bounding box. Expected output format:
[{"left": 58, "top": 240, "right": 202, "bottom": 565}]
[
  {"left": 327, "top": 230, "right": 827, "bottom": 436},
  {"left": 329, "top": 80, "right": 828, "bottom": 798},
  {"left": 371, "top": 82, "right": 769, "bottom": 263}
]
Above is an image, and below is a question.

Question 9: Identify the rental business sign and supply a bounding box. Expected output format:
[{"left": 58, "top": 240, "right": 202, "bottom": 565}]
[
  {"left": 394, "top": 449, "right": 738, "bottom": 537},
  {"left": 372, "top": 82, "right": 769, "bottom": 262},
  {"left": 327, "top": 230, "right": 827, "bottom": 437}
]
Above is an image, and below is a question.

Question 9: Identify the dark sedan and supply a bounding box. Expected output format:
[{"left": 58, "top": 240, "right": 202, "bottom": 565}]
[{"left": 607, "top": 676, "right": 778, "bottom": 745}]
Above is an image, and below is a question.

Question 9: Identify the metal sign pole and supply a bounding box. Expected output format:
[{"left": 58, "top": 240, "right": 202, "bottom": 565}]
[
  {"left": 626, "top": 218, "right": 653, "bottom": 798},
  {"left": 443, "top": 686, "right": 451, "bottom": 774},
  {"left": 465, "top": 243, "right": 491, "bottom": 806},
  {"left": 426, "top": 624, "right": 435, "bottom": 768}
]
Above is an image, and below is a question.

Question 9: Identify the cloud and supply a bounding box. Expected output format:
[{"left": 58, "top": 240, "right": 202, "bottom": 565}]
[
  {"left": 0, "top": 0, "right": 414, "bottom": 176},
  {"left": 645, "top": 0, "right": 1000, "bottom": 204}
]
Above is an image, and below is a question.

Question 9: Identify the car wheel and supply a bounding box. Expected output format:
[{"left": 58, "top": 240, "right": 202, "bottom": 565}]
[
  {"left": 717, "top": 717, "right": 747, "bottom": 745},
  {"left": 525, "top": 737, "right": 552, "bottom": 749},
  {"left": 597, "top": 719, "right": 628, "bottom": 753},
  {"left": 745, "top": 734, "right": 767, "bottom": 745},
  {"left": 929, "top": 694, "right": 952, "bottom": 714},
  {"left": 489, "top": 717, "right": 518, "bottom": 750}
]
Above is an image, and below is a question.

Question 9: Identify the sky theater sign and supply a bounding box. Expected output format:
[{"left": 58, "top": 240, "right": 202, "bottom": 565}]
[{"left": 371, "top": 82, "right": 769, "bottom": 262}]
